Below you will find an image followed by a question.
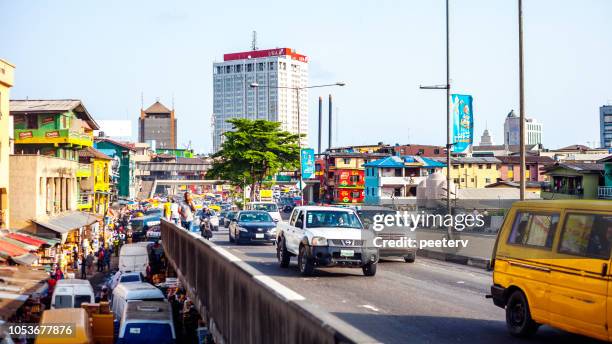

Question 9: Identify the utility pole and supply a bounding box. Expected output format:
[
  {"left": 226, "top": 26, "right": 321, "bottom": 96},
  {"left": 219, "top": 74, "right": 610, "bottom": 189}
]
[
  {"left": 518, "top": 0, "right": 526, "bottom": 200},
  {"left": 318, "top": 96, "right": 323, "bottom": 154},
  {"left": 420, "top": 0, "right": 452, "bottom": 232}
]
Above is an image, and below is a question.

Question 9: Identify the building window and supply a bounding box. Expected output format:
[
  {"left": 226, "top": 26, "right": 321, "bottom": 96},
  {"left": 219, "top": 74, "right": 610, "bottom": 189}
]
[
  {"left": 471, "top": 178, "right": 475, "bottom": 182},
  {"left": 269, "top": 62, "right": 275, "bottom": 70},
  {"left": 453, "top": 165, "right": 459, "bottom": 169},
  {"left": 478, "top": 164, "right": 483, "bottom": 169},
  {"left": 434, "top": 149, "right": 440, "bottom": 154},
  {"left": 225, "top": 66, "right": 231, "bottom": 73},
  {"left": 468, "top": 163, "right": 473, "bottom": 168},
  {"left": 343, "top": 158, "right": 350, "bottom": 165},
  {"left": 485, "top": 178, "right": 491, "bottom": 183},
  {"left": 486, "top": 164, "right": 492, "bottom": 169},
  {"left": 418, "top": 149, "right": 424, "bottom": 155},
  {"left": 246, "top": 64, "right": 253, "bottom": 72},
  {"left": 257, "top": 63, "right": 264, "bottom": 71},
  {"left": 235, "top": 65, "right": 242, "bottom": 73},
  {"left": 453, "top": 178, "right": 459, "bottom": 184},
  {"left": 460, "top": 178, "right": 465, "bottom": 182}
]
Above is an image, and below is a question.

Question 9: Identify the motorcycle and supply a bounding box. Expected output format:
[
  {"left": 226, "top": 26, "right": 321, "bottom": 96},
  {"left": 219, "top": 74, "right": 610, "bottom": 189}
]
[{"left": 200, "top": 217, "right": 213, "bottom": 240}]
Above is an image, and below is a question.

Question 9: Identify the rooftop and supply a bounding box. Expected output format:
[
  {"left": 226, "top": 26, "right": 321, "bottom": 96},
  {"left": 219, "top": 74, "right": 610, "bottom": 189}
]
[
  {"left": 143, "top": 101, "right": 171, "bottom": 114},
  {"left": 10, "top": 99, "right": 100, "bottom": 130},
  {"left": 78, "top": 147, "right": 112, "bottom": 160}
]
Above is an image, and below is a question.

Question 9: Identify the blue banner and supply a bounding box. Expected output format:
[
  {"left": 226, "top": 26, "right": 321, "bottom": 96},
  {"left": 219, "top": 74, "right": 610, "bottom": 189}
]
[
  {"left": 300, "top": 148, "right": 315, "bottom": 179},
  {"left": 451, "top": 94, "right": 474, "bottom": 153}
]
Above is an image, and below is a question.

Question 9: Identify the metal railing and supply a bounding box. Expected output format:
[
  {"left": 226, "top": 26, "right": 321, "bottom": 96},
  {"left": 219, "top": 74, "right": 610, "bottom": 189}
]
[
  {"left": 599, "top": 186, "right": 612, "bottom": 199},
  {"left": 161, "top": 220, "right": 377, "bottom": 344}
]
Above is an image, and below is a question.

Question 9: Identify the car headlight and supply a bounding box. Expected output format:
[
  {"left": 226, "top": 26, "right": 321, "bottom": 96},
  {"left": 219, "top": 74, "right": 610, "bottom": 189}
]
[
  {"left": 311, "top": 236, "right": 328, "bottom": 246},
  {"left": 238, "top": 227, "right": 248, "bottom": 233}
]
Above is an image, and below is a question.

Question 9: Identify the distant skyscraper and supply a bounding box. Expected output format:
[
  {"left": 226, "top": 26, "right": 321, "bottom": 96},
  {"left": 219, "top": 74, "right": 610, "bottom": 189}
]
[
  {"left": 139, "top": 101, "right": 176, "bottom": 149},
  {"left": 212, "top": 47, "right": 309, "bottom": 152},
  {"left": 600, "top": 105, "right": 612, "bottom": 149},
  {"left": 479, "top": 128, "right": 493, "bottom": 146},
  {"left": 503, "top": 110, "right": 542, "bottom": 146}
]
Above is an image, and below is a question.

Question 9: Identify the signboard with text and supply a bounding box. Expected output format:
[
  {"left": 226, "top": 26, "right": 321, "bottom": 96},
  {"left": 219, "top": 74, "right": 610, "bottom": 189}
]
[
  {"left": 451, "top": 94, "right": 474, "bottom": 154},
  {"left": 300, "top": 148, "right": 315, "bottom": 179}
]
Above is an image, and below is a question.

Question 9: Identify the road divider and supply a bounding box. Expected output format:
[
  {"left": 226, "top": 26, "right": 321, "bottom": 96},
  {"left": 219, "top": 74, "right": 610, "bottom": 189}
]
[{"left": 161, "top": 219, "right": 379, "bottom": 344}]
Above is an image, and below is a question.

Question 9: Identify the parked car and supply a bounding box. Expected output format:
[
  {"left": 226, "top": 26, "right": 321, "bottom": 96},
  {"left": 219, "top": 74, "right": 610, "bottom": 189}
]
[
  {"left": 229, "top": 210, "right": 277, "bottom": 245},
  {"left": 490, "top": 200, "right": 612, "bottom": 341},
  {"left": 244, "top": 202, "right": 282, "bottom": 222},
  {"left": 357, "top": 206, "right": 416, "bottom": 263},
  {"left": 276, "top": 206, "right": 379, "bottom": 276}
]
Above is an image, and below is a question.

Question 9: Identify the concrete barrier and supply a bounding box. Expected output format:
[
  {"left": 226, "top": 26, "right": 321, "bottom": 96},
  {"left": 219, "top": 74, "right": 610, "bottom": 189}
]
[{"left": 161, "top": 220, "right": 379, "bottom": 344}]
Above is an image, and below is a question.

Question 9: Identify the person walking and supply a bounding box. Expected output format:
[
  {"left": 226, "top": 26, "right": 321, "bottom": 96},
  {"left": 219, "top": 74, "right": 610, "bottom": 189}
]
[
  {"left": 97, "top": 248, "right": 104, "bottom": 272},
  {"left": 113, "top": 237, "right": 120, "bottom": 257},
  {"left": 178, "top": 192, "right": 196, "bottom": 230},
  {"left": 86, "top": 251, "right": 94, "bottom": 276},
  {"left": 170, "top": 198, "right": 180, "bottom": 225},
  {"left": 80, "top": 255, "right": 87, "bottom": 279},
  {"left": 104, "top": 247, "right": 111, "bottom": 271}
]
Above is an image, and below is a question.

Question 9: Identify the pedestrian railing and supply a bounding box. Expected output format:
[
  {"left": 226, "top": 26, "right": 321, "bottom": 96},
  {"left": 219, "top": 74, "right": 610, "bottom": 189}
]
[
  {"left": 161, "top": 220, "right": 378, "bottom": 344},
  {"left": 599, "top": 186, "right": 612, "bottom": 200}
]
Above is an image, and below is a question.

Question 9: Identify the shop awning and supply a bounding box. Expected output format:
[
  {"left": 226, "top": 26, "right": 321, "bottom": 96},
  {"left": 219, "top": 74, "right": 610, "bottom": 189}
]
[
  {"left": 0, "top": 238, "right": 29, "bottom": 257},
  {"left": 32, "top": 211, "right": 101, "bottom": 234},
  {"left": 11, "top": 254, "right": 39, "bottom": 266},
  {"left": 7, "top": 233, "right": 47, "bottom": 248},
  {"left": 15, "top": 231, "right": 61, "bottom": 246},
  {"left": 0, "top": 237, "right": 38, "bottom": 252}
]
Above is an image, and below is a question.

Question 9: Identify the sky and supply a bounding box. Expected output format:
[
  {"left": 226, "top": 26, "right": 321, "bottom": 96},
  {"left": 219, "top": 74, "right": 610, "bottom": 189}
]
[{"left": 3, "top": 0, "right": 611, "bottom": 153}]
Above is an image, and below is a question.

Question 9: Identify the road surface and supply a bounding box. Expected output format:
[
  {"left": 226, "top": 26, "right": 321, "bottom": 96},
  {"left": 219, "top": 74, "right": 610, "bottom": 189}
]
[{"left": 208, "top": 227, "right": 603, "bottom": 344}]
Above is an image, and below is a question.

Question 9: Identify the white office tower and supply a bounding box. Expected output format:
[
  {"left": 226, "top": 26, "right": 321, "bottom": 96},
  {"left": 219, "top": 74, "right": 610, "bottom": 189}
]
[
  {"left": 504, "top": 110, "right": 543, "bottom": 146},
  {"left": 212, "top": 48, "right": 309, "bottom": 152}
]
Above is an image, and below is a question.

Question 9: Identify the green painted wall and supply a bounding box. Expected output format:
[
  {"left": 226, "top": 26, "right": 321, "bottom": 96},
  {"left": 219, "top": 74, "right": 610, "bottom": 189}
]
[{"left": 94, "top": 141, "right": 134, "bottom": 198}]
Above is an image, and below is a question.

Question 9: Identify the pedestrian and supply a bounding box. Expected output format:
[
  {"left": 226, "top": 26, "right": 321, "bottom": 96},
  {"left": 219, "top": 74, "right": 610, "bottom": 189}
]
[
  {"left": 170, "top": 198, "right": 180, "bottom": 225},
  {"left": 97, "top": 248, "right": 105, "bottom": 272},
  {"left": 178, "top": 192, "right": 196, "bottom": 230},
  {"left": 113, "top": 237, "right": 120, "bottom": 257},
  {"left": 104, "top": 247, "right": 111, "bottom": 271},
  {"left": 80, "top": 255, "right": 87, "bottom": 279},
  {"left": 99, "top": 286, "right": 109, "bottom": 302},
  {"left": 54, "top": 266, "right": 64, "bottom": 280},
  {"left": 72, "top": 247, "right": 79, "bottom": 270},
  {"left": 86, "top": 251, "right": 94, "bottom": 275}
]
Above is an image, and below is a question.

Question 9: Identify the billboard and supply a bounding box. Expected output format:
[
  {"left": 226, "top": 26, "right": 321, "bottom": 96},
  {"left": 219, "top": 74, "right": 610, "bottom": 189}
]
[
  {"left": 451, "top": 94, "right": 474, "bottom": 154},
  {"left": 300, "top": 148, "right": 315, "bottom": 179}
]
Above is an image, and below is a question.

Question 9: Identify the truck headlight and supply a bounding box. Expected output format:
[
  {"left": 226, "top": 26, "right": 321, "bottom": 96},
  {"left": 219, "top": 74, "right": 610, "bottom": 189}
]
[{"left": 311, "top": 236, "right": 328, "bottom": 246}]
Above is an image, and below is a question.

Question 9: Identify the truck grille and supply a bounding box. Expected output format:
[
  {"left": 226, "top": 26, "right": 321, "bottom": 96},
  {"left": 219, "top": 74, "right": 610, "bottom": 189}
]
[
  {"left": 376, "top": 233, "right": 408, "bottom": 241},
  {"left": 329, "top": 239, "right": 363, "bottom": 247}
]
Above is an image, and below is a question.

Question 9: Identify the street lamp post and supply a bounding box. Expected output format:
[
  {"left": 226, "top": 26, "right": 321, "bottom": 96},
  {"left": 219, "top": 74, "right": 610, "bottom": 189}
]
[
  {"left": 419, "top": 0, "right": 452, "bottom": 238},
  {"left": 518, "top": 0, "right": 526, "bottom": 200},
  {"left": 250, "top": 82, "right": 346, "bottom": 203}
]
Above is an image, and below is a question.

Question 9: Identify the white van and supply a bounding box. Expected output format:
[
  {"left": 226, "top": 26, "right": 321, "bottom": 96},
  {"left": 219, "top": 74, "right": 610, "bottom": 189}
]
[
  {"left": 111, "top": 282, "right": 165, "bottom": 319},
  {"left": 118, "top": 301, "right": 176, "bottom": 344},
  {"left": 245, "top": 202, "right": 282, "bottom": 222},
  {"left": 51, "top": 279, "right": 95, "bottom": 309},
  {"left": 118, "top": 243, "right": 152, "bottom": 274}
]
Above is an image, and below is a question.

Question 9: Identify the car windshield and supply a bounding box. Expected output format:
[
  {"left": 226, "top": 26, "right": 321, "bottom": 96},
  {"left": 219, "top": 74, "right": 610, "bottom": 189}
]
[
  {"left": 306, "top": 210, "right": 363, "bottom": 229},
  {"left": 227, "top": 212, "right": 236, "bottom": 219},
  {"left": 239, "top": 212, "right": 273, "bottom": 222},
  {"left": 251, "top": 203, "right": 278, "bottom": 212}
]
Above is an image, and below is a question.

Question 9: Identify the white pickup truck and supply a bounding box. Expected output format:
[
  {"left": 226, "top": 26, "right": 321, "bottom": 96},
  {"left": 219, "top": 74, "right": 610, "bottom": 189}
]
[{"left": 276, "top": 206, "right": 379, "bottom": 276}]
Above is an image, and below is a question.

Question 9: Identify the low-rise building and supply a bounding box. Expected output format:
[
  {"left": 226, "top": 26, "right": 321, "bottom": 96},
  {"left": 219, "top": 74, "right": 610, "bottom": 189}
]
[
  {"left": 94, "top": 138, "right": 136, "bottom": 199},
  {"left": 364, "top": 156, "right": 445, "bottom": 205},
  {"left": 540, "top": 144, "right": 611, "bottom": 163},
  {"left": 541, "top": 162, "right": 605, "bottom": 200},
  {"left": 0, "top": 59, "right": 15, "bottom": 229},
  {"left": 597, "top": 155, "right": 612, "bottom": 200},
  {"left": 435, "top": 157, "right": 501, "bottom": 189},
  {"left": 496, "top": 155, "right": 555, "bottom": 183},
  {"left": 78, "top": 147, "right": 112, "bottom": 215},
  {"left": 321, "top": 152, "right": 388, "bottom": 204}
]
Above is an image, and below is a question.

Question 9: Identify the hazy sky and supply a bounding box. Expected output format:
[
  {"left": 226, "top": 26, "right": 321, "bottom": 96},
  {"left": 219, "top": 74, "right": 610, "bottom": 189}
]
[{"left": 3, "top": 0, "right": 611, "bottom": 153}]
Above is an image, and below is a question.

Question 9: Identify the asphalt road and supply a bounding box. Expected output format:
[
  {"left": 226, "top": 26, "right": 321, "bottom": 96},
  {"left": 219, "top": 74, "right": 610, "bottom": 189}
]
[{"left": 209, "top": 227, "right": 604, "bottom": 344}]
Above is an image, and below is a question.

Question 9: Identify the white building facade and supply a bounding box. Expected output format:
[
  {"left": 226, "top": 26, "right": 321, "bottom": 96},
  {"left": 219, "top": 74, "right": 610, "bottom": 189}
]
[
  {"left": 504, "top": 110, "right": 543, "bottom": 146},
  {"left": 212, "top": 48, "right": 308, "bottom": 152}
]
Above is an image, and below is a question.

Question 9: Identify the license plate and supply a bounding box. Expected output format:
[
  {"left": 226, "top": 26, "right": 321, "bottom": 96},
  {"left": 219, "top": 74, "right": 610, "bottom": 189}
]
[
  {"left": 255, "top": 233, "right": 264, "bottom": 239},
  {"left": 340, "top": 249, "right": 354, "bottom": 257},
  {"left": 147, "top": 221, "right": 160, "bottom": 226}
]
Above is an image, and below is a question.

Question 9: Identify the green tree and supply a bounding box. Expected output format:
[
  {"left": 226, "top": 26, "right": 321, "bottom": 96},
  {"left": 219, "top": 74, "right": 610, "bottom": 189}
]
[{"left": 207, "top": 119, "right": 301, "bottom": 200}]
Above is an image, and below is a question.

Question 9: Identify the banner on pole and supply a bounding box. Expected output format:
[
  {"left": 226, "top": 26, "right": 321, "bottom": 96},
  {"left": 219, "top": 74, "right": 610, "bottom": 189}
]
[
  {"left": 300, "top": 148, "right": 315, "bottom": 179},
  {"left": 451, "top": 94, "right": 474, "bottom": 154}
]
